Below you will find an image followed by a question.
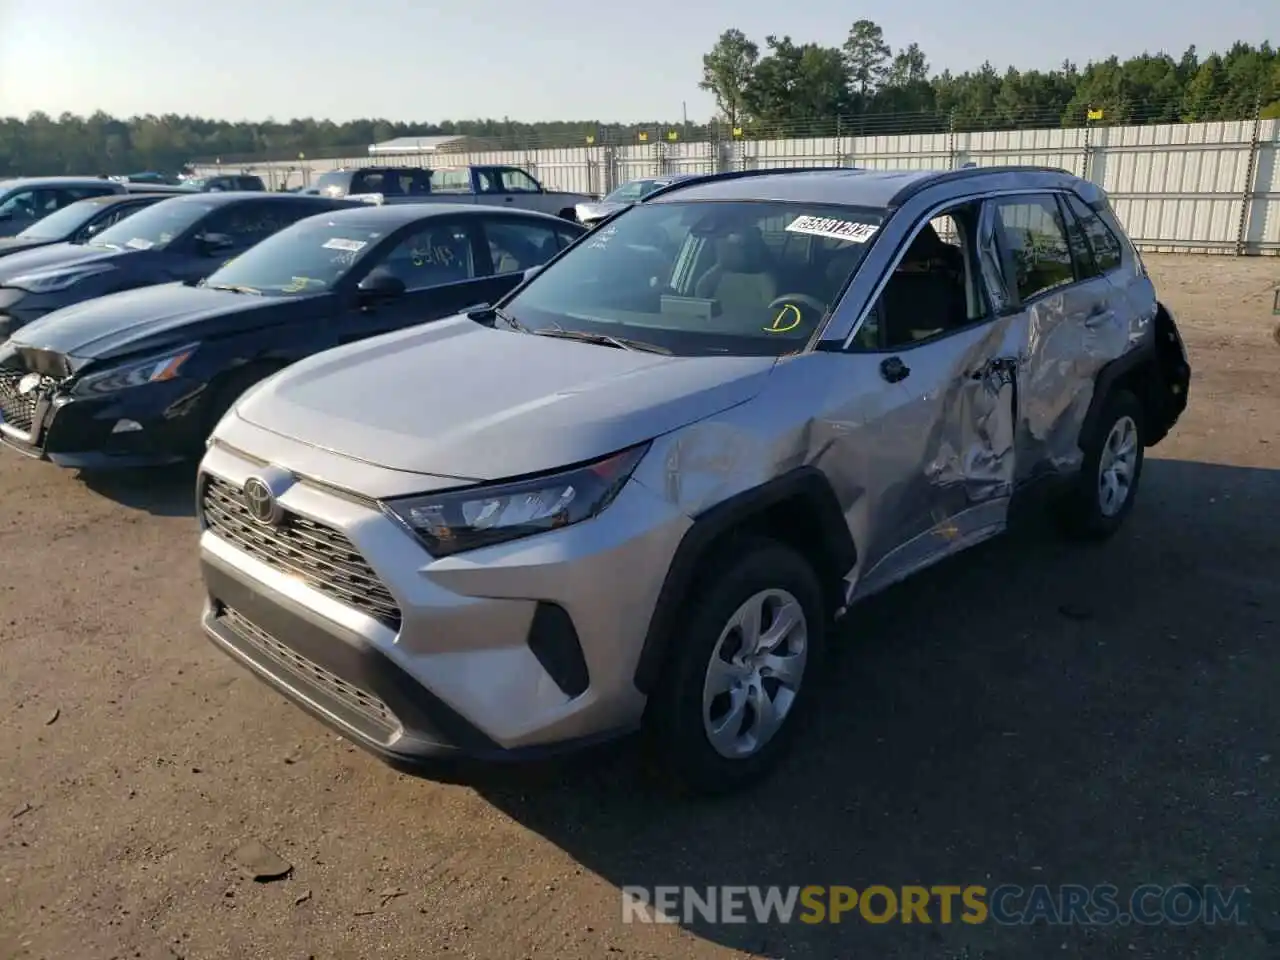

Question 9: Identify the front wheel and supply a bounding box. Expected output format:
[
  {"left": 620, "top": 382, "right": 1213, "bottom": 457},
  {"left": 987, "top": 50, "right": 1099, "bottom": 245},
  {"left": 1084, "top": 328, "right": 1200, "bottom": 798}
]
[
  {"left": 1056, "top": 388, "right": 1145, "bottom": 540},
  {"left": 643, "top": 538, "right": 826, "bottom": 796}
]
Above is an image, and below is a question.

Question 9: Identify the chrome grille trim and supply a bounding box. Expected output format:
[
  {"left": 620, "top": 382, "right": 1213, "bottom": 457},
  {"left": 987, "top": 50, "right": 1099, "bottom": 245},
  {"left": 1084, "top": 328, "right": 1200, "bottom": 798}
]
[{"left": 200, "top": 474, "right": 402, "bottom": 631}]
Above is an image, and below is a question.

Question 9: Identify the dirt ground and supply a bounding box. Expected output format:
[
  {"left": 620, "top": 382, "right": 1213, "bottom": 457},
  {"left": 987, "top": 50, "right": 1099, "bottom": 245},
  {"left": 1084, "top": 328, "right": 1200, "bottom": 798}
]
[{"left": 1, "top": 255, "right": 1278, "bottom": 960}]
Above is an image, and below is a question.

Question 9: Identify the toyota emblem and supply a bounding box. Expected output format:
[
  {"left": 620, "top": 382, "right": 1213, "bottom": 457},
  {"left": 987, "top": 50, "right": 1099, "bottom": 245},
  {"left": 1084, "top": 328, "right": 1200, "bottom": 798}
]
[
  {"left": 17, "top": 373, "right": 42, "bottom": 395},
  {"left": 242, "top": 476, "right": 281, "bottom": 526}
]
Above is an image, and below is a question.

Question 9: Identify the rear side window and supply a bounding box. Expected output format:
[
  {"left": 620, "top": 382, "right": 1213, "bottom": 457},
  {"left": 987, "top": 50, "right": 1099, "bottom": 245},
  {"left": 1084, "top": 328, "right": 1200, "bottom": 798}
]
[
  {"left": 431, "top": 170, "right": 472, "bottom": 194},
  {"left": 1063, "top": 193, "right": 1123, "bottom": 273},
  {"left": 990, "top": 195, "right": 1074, "bottom": 303}
]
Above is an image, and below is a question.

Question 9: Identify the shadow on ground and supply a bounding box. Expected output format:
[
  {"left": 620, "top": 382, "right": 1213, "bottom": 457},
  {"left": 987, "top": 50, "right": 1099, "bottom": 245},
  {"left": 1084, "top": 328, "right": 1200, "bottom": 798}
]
[
  {"left": 461, "top": 458, "right": 1280, "bottom": 959},
  {"left": 77, "top": 462, "right": 199, "bottom": 517}
]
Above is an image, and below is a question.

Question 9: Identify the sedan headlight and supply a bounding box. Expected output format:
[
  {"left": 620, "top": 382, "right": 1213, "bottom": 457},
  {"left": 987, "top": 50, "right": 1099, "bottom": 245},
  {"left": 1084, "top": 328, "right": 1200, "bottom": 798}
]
[
  {"left": 7, "top": 264, "right": 115, "bottom": 294},
  {"left": 383, "top": 444, "right": 649, "bottom": 557},
  {"left": 71, "top": 344, "right": 198, "bottom": 397}
]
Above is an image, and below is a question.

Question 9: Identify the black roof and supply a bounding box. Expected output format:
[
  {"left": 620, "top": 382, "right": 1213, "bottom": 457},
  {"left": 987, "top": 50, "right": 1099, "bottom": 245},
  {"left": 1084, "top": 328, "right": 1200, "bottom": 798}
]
[
  {"left": 75, "top": 193, "right": 177, "bottom": 208},
  {"left": 319, "top": 202, "right": 576, "bottom": 228},
  {"left": 162, "top": 191, "right": 353, "bottom": 208}
]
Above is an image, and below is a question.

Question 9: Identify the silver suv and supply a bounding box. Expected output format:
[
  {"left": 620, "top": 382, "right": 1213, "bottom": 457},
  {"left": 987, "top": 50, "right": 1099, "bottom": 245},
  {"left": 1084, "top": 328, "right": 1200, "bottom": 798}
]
[{"left": 195, "top": 166, "right": 1191, "bottom": 794}]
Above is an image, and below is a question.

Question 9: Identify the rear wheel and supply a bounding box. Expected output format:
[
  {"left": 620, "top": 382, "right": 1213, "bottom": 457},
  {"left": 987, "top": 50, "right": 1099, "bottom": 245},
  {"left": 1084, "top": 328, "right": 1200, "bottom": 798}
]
[
  {"left": 643, "top": 538, "right": 825, "bottom": 796},
  {"left": 1056, "top": 388, "right": 1145, "bottom": 540}
]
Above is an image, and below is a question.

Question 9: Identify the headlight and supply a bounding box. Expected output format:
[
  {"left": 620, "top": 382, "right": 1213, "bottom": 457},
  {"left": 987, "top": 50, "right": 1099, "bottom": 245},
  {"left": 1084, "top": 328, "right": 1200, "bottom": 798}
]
[
  {"left": 7, "top": 264, "right": 115, "bottom": 294},
  {"left": 383, "top": 443, "right": 649, "bottom": 557},
  {"left": 71, "top": 344, "right": 198, "bottom": 397}
]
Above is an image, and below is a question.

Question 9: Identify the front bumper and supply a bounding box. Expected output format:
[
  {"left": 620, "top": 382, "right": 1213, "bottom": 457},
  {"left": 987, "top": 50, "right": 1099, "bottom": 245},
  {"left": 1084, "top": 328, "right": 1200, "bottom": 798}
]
[
  {"left": 196, "top": 433, "right": 691, "bottom": 764},
  {"left": 0, "top": 375, "right": 206, "bottom": 468}
]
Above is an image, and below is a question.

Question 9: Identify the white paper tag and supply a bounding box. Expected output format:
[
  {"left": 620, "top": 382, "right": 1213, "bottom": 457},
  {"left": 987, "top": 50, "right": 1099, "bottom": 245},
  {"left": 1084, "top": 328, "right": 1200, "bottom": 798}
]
[
  {"left": 785, "top": 216, "right": 879, "bottom": 244},
  {"left": 322, "top": 238, "right": 368, "bottom": 252},
  {"left": 125, "top": 238, "right": 154, "bottom": 250}
]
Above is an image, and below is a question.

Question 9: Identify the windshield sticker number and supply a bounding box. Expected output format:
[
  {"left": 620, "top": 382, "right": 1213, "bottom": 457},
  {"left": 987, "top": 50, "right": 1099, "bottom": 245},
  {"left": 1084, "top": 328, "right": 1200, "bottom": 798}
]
[
  {"left": 125, "top": 238, "right": 154, "bottom": 250},
  {"left": 322, "top": 237, "right": 368, "bottom": 253},
  {"left": 765, "top": 303, "right": 803, "bottom": 334},
  {"left": 785, "top": 216, "right": 878, "bottom": 244}
]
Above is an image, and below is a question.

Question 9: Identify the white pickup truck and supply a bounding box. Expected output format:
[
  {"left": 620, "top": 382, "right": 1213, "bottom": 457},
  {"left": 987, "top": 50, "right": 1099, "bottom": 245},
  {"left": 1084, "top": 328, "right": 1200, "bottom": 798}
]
[{"left": 311, "top": 165, "right": 593, "bottom": 221}]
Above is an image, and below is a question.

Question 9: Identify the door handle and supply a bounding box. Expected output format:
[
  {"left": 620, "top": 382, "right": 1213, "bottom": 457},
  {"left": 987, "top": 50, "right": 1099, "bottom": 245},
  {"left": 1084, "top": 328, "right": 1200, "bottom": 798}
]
[
  {"left": 880, "top": 356, "right": 910, "bottom": 383},
  {"left": 504, "top": 196, "right": 514, "bottom": 202}
]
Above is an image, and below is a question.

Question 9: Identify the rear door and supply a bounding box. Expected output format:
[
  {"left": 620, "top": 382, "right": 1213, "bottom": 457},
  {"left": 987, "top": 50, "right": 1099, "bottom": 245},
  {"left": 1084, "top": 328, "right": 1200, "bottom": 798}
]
[
  {"left": 983, "top": 192, "right": 1106, "bottom": 483},
  {"left": 333, "top": 216, "right": 492, "bottom": 344}
]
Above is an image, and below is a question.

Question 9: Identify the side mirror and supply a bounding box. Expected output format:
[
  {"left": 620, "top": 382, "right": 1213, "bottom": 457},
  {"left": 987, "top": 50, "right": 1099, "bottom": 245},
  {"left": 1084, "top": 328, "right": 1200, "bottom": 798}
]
[
  {"left": 198, "top": 232, "right": 235, "bottom": 256},
  {"left": 357, "top": 270, "right": 406, "bottom": 303},
  {"left": 84, "top": 222, "right": 105, "bottom": 237}
]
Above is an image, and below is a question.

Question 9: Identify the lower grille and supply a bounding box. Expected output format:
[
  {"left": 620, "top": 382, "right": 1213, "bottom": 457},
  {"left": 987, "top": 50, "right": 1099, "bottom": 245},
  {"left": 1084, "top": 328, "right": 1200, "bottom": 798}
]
[
  {"left": 0, "top": 370, "right": 38, "bottom": 434},
  {"left": 220, "top": 605, "right": 398, "bottom": 737},
  {"left": 200, "top": 474, "right": 402, "bottom": 631}
]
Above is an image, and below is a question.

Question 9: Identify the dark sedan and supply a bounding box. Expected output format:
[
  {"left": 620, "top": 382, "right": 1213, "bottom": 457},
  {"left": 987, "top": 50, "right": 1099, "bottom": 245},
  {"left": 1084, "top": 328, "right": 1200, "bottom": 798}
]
[
  {"left": 0, "top": 203, "right": 585, "bottom": 470},
  {"left": 0, "top": 192, "right": 359, "bottom": 339},
  {"left": 0, "top": 193, "right": 181, "bottom": 261}
]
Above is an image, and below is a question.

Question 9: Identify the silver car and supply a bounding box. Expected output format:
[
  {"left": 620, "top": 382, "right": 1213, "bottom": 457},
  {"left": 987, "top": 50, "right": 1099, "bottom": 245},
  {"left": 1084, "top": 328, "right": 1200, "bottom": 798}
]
[
  {"left": 573, "top": 174, "right": 700, "bottom": 227},
  {"left": 196, "top": 165, "right": 1191, "bottom": 794}
]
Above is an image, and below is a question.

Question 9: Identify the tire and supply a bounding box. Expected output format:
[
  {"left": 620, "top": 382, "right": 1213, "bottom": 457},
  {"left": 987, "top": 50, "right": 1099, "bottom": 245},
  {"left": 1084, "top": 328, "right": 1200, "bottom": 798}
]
[
  {"left": 202, "top": 364, "right": 280, "bottom": 444},
  {"left": 642, "top": 537, "right": 826, "bottom": 797},
  {"left": 1056, "top": 388, "right": 1145, "bottom": 540}
]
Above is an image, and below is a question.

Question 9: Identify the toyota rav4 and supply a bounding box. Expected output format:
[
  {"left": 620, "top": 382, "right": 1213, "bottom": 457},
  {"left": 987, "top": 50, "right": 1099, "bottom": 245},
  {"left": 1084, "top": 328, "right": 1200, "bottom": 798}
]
[{"left": 194, "top": 165, "right": 1190, "bottom": 795}]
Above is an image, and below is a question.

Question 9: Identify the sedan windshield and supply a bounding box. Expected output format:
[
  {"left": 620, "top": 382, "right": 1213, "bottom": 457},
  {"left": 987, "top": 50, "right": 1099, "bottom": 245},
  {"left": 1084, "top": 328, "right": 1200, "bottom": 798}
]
[
  {"left": 201, "top": 218, "right": 385, "bottom": 295},
  {"left": 89, "top": 199, "right": 215, "bottom": 251},
  {"left": 15, "top": 200, "right": 102, "bottom": 240},
  {"left": 503, "top": 200, "right": 884, "bottom": 356}
]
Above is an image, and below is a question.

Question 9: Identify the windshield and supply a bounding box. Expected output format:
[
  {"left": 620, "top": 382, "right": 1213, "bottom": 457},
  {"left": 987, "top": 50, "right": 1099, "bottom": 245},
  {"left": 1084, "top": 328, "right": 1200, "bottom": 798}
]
[
  {"left": 314, "top": 172, "right": 350, "bottom": 196},
  {"left": 15, "top": 200, "right": 100, "bottom": 240},
  {"left": 89, "top": 198, "right": 214, "bottom": 251},
  {"left": 503, "top": 200, "right": 884, "bottom": 357},
  {"left": 201, "top": 217, "right": 385, "bottom": 295},
  {"left": 603, "top": 179, "right": 673, "bottom": 204}
]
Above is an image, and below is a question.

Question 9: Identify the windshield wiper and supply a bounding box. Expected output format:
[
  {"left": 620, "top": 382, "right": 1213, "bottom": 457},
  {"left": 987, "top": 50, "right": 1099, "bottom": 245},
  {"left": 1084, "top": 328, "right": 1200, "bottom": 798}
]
[
  {"left": 532, "top": 328, "right": 670, "bottom": 355},
  {"left": 203, "top": 283, "right": 263, "bottom": 295}
]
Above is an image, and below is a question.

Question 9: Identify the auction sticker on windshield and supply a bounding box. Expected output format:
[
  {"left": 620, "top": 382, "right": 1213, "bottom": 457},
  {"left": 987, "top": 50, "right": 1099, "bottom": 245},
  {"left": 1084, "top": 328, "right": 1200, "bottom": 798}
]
[
  {"left": 125, "top": 238, "right": 155, "bottom": 250},
  {"left": 322, "top": 238, "right": 367, "bottom": 253},
  {"left": 785, "top": 216, "right": 878, "bottom": 244}
]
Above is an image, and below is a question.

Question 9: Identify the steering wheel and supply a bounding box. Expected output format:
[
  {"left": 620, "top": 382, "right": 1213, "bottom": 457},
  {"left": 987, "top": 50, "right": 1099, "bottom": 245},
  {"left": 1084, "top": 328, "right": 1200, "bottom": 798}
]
[{"left": 765, "top": 294, "right": 828, "bottom": 333}]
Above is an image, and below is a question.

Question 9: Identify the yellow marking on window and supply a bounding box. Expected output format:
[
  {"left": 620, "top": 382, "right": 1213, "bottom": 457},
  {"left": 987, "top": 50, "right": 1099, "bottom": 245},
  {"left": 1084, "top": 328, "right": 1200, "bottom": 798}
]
[{"left": 764, "top": 302, "right": 802, "bottom": 334}]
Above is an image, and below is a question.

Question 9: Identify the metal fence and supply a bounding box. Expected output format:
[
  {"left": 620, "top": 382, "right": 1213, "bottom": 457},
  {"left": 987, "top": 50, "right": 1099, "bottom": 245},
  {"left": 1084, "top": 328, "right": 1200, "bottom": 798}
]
[{"left": 194, "top": 117, "right": 1280, "bottom": 255}]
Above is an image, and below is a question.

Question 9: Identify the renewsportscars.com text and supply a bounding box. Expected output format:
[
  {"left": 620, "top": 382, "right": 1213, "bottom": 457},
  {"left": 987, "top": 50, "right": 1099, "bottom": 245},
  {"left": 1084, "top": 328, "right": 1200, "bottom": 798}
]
[{"left": 621, "top": 884, "right": 1249, "bottom": 926}]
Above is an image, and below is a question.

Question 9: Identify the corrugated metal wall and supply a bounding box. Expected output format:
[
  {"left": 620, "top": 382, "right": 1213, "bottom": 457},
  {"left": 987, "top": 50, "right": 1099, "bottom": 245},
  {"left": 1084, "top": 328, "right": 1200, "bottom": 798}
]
[{"left": 195, "top": 119, "right": 1280, "bottom": 255}]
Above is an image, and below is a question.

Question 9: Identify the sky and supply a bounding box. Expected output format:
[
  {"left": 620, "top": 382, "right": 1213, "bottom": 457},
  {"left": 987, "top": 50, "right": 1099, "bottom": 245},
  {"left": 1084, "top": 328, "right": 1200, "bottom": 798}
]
[{"left": 0, "top": 0, "right": 1271, "bottom": 124}]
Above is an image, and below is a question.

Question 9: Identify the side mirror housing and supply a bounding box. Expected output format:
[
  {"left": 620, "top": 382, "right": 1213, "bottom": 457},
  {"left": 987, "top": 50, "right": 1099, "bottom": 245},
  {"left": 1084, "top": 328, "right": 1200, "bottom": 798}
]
[{"left": 357, "top": 270, "right": 406, "bottom": 303}]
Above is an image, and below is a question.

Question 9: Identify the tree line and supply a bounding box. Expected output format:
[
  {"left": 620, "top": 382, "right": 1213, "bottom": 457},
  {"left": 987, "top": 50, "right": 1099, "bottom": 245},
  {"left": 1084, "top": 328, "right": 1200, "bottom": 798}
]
[
  {"left": 0, "top": 30, "right": 1276, "bottom": 177},
  {"left": 701, "top": 27, "right": 1279, "bottom": 133}
]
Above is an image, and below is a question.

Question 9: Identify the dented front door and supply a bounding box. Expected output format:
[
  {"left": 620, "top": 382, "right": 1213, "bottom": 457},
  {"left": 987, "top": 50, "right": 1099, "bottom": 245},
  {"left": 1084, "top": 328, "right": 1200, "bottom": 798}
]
[{"left": 850, "top": 314, "right": 1019, "bottom": 599}]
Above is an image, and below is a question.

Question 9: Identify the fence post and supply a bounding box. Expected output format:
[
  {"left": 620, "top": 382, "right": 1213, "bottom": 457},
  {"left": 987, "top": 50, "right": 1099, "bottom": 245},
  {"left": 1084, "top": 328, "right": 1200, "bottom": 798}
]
[
  {"left": 947, "top": 110, "right": 957, "bottom": 168},
  {"left": 1081, "top": 111, "right": 1094, "bottom": 181},
  {"left": 1235, "top": 92, "right": 1264, "bottom": 257}
]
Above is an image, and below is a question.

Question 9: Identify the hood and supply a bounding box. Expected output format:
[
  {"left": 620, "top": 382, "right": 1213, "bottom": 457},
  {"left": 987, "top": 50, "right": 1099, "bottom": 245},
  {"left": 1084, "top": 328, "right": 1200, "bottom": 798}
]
[
  {"left": 11, "top": 283, "right": 295, "bottom": 360},
  {"left": 575, "top": 200, "right": 627, "bottom": 222},
  {"left": 236, "top": 316, "right": 776, "bottom": 480},
  {"left": 0, "top": 242, "right": 129, "bottom": 283},
  {"left": 0, "top": 237, "right": 50, "bottom": 258}
]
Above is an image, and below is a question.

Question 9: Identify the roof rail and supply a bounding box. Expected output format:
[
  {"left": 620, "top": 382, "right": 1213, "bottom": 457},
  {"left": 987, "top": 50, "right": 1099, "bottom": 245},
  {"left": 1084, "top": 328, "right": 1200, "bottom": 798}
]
[
  {"left": 640, "top": 165, "right": 860, "bottom": 203},
  {"left": 887, "top": 164, "right": 1076, "bottom": 207}
]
